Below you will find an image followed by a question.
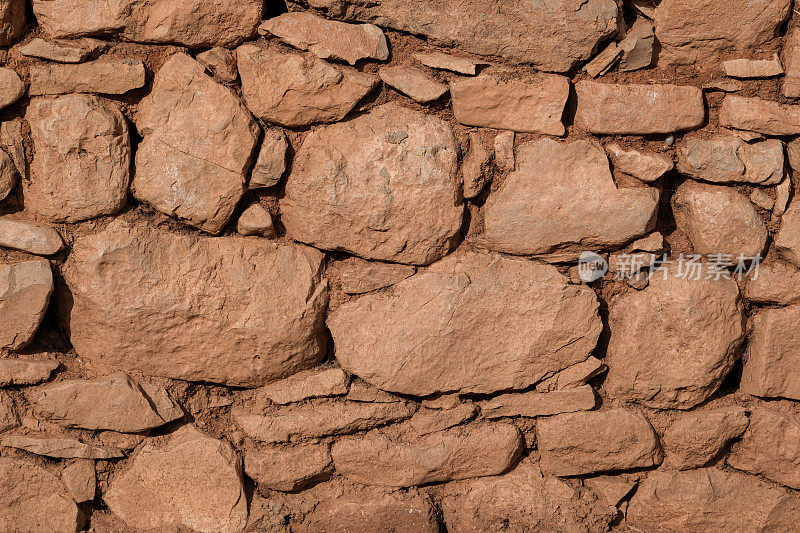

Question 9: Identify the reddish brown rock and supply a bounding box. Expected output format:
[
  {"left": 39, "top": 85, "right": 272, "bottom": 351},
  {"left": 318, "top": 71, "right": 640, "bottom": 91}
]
[
  {"left": 329, "top": 252, "right": 600, "bottom": 396},
  {"left": 618, "top": 17, "right": 654, "bottom": 71},
  {"left": 671, "top": 181, "right": 768, "bottom": 259},
  {"left": 728, "top": 407, "right": 800, "bottom": 488},
  {"left": 133, "top": 53, "right": 258, "bottom": 234},
  {"left": 662, "top": 407, "right": 749, "bottom": 469},
  {"left": 0, "top": 147, "right": 15, "bottom": 201},
  {"left": 413, "top": 52, "right": 479, "bottom": 75},
  {"left": 440, "top": 458, "right": 616, "bottom": 533},
  {"left": 677, "top": 133, "right": 784, "bottom": 185},
  {"left": 406, "top": 403, "right": 476, "bottom": 435},
  {"left": 535, "top": 356, "right": 606, "bottom": 392},
  {"left": 61, "top": 460, "right": 96, "bottom": 503},
  {"left": 237, "top": 203, "right": 275, "bottom": 238},
  {"left": 237, "top": 43, "right": 378, "bottom": 127},
  {"left": 18, "top": 37, "right": 105, "bottom": 63},
  {"left": 0, "top": 218, "right": 64, "bottom": 255},
  {"left": 234, "top": 400, "right": 416, "bottom": 443},
  {"left": 245, "top": 444, "right": 332, "bottom": 492},
  {"left": 742, "top": 259, "right": 800, "bottom": 305},
  {"left": 105, "top": 426, "right": 247, "bottom": 533},
  {"left": 33, "top": 0, "right": 261, "bottom": 47},
  {"left": 0, "top": 390, "right": 18, "bottom": 431},
  {"left": 537, "top": 409, "right": 662, "bottom": 476},
  {"left": 25, "top": 94, "right": 130, "bottom": 222},
  {"left": 296, "top": 483, "right": 439, "bottom": 533},
  {"left": 0, "top": 357, "right": 59, "bottom": 387},
  {"left": 0, "top": 67, "right": 24, "bottom": 110},
  {"left": 308, "top": 0, "right": 619, "bottom": 72},
  {"left": 196, "top": 46, "right": 238, "bottom": 83},
  {"left": 481, "top": 386, "right": 596, "bottom": 419},
  {"left": 337, "top": 256, "right": 416, "bottom": 295},
  {"left": 1, "top": 259, "right": 53, "bottom": 351},
  {"left": 583, "top": 476, "right": 637, "bottom": 507},
  {"left": 741, "top": 306, "right": 800, "bottom": 400},
  {"left": 724, "top": 56, "right": 784, "bottom": 78},
  {"left": 719, "top": 95, "right": 800, "bottom": 135},
  {"left": 257, "top": 367, "right": 348, "bottom": 405},
  {"left": 331, "top": 423, "right": 522, "bottom": 487},
  {"left": 30, "top": 372, "right": 183, "bottom": 433},
  {"left": 605, "top": 264, "right": 744, "bottom": 409},
  {"left": 379, "top": 65, "right": 448, "bottom": 103},
  {"left": 784, "top": 27, "right": 800, "bottom": 97},
  {"left": 775, "top": 200, "right": 800, "bottom": 266},
  {"left": 259, "top": 12, "right": 388, "bottom": 65},
  {"left": 493, "top": 131, "right": 515, "bottom": 171},
  {"left": 0, "top": 457, "right": 84, "bottom": 532},
  {"left": 249, "top": 129, "right": 288, "bottom": 189},
  {"left": 61, "top": 219, "right": 329, "bottom": 387},
  {"left": 28, "top": 60, "right": 145, "bottom": 96},
  {"left": 606, "top": 143, "right": 673, "bottom": 183},
  {"left": 0, "top": 0, "right": 24, "bottom": 45},
  {"left": 282, "top": 103, "right": 462, "bottom": 265},
  {"left": 462, "top": 132, "right": 492, "bottom": 199},
  {"left": 1, "top": 434, "right": 124, "bottom": 459},
  {"left": 575, "top": 81, "right": 705, "bottom": 134},
  {"left": 481, "top": 138, "right": 659, "bottom": 256},
  {"left": 628, "top": 468, "right": 800, "bottom": 532},
  {"left": 450, "top": 74, "right": 569, "bottom": 135}
]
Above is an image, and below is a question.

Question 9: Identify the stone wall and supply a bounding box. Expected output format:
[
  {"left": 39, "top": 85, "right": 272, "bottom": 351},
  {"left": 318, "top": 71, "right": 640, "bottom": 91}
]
[{"left": 1, "top": 0, "right": 800, "bottom": 531}]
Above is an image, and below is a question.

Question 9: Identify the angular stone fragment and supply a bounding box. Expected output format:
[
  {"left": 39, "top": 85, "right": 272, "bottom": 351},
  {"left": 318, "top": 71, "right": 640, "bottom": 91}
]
[
  {"left": 662, "top": 407, "right": 749, "bottom": 470},
  {"left": 258, "top": 367, "right": 348, "bottom": 405},
  {"left": 0, "top": 391, "right": 18, "bottom": 431},
  {"left": 775, "top": 200, "right": 800, "bottom": 266},
  {"left": 536, "top": 356, "right": 606, "bottom": 392},
  {"left": 605, "top": 264, "right": 744, "bottom": 409},
  {"left": 0, "top": 67, "right": 24, "bottom": 110},
  {"left": 282, "top": 103, "right": 461, "bottom": 265},
  {"left": 537, "top": 409, "right": 662, "bottom": 476},
  {"left": 1, "top": 118, "right": 25, "bottom": 179},
  {"left": 0, "top": 457, "right": 84, "bottom": 532},
  {"left": 481, "top": 386, "right": 595, "bottom": 419},
  {"left": 1, "top": 259, "right": 53, "bottom": 351},
  {"left": 0, "top": 0, "right": 24, "bottom": 46},
  {"left": 628, "top": 468, "right": 799, "bottom": 532},
  {"left": 62, "top": 219, "right": 329, "bottom": 387},
  {"left": 462, "top": 132, "right": 492, "bottom": 199},
  {"left": 245, "top": 444, "right": 332, "bottom": 492},
  {"left": 575, "top": 81, "right": 705, "bottom": 134},
  {"left": 259, "top": 12, "right": 388, "bottom": 65},
  {"left": 743, "top": 259, "right": 800, "bottom": 305},
  {"left": 25, "top": 94, "right": 130, "bottom": 222},
  {"left": 728, "top": 407, "right": 800, "bottom": 488},
  {"left": 413, "top": 52, "right": 479, "bottom": 75},
  {"left": 380, "top": 65, "right": 448, "bottom": 103},
  {"left": 33, "top": 0, "right": 262, "bottom": 48},
  {"left": 332, "top": 423, "right": 522, "bottom": 487},
  {"left": 703, "top": 78, "right": 744, "bottom": 92},
  {"left": 105, "top": 426, "right": 247, "bottom": 533},
  {"left": 30, "top": 372, "right": 182, "bottom": 433},
  {"left": 719, "top": 95, "right": 800, "bottom": 135},
  {"left": 406, "top": 403, "right": 476, "bottom": 435},
  {"left": 0, "top": 147, "right": 14, "bottom": 201},
  {"left": 1, "top": 434, "right": 123, "bottom": 459},
  {"left": 234, "top": 400, "right": 416, "bottom": 443},
  {"left": 196, "top": 46, "right": 237, "bottom": 83},
  {"left": 237, "top": 203, "right": 275, "bottom": 238},
  {"left": 481, "top": 138, "right": 659, "bottom": 256},
  {"left": 493, "top": 131, "right": 515, "bottom": 171},
  {"left": 672, "top": 181, "right": 768, "bottom": 258},
  {"left": 133, "top": 53, "right": 258, "bottom": 234},
  {"left": 450, "top": 74, "right": 568, "bottom": 135},
  {"left": 237, "top": 43, "right": 378, "bottom": 127},
  {"left": 249, "top": 129, "right": 288, "bottom": 189},
  {"left": 0, "top": 358, "right": 59, "bottom": 386},
  {"left": 297, "top": 483, "right": 439, "bottom": 533},
  {"left": 750, "top": 188, "right": 775, "bottom": 211},
  {"left": 583, "top": 476, "right": 637, "bottom": 507},
  {"left": 784, "top": 27, "right": 800, "bottom": 97},
  {"left": 606, "top": 143, "right": 673, "bottom": 182},
  {"left": 440, "top": 457, "right": 616, "bottom": 533},
  {"left": 338, "top": 256, "right": 416, "bottom": 295},
  {"left": 741, "top": 306, "right": 800, "bottom": 400},
  {"left": 309, "top": 0, "right": 619, "bottom": 72},
  {"left": 618, "top": 17, "right": 654, "bottom": 71},
  {"left": 724, "top": 56, "right": 783, "bottom": 78},
  {"left": 62, "top": 460, "right": 96, "bottom": 502},
  {"left": 329, "top": 252, "right": 600, "bottom": 395},
  {"left": 677, "top": 133, "right": 784, "bottom": 185},
  {"left": 584, "top": 43, "right": 621, "bottom": 78},
  {"left": 0, "top": 218, "right": 64, "bottom": 255},
  {"left": 654, "top": 0, "right": 791, "bottom": 67},
  {"left": 18, "top": 37, "right": 104, "bottom": 63},
  {"left": 29, "top": 60, "right": 144, "bottom": 95}
]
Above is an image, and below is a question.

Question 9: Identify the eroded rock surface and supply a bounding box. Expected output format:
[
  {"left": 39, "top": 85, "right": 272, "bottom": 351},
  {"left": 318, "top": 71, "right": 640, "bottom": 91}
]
[{"left": 1, "top": 259, "right": 53, "bottom": 350}]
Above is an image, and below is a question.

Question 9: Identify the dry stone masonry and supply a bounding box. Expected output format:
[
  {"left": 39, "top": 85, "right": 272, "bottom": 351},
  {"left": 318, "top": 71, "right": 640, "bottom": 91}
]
[{"left": 0, "top": 0, "right": 799, "bottom": 531}]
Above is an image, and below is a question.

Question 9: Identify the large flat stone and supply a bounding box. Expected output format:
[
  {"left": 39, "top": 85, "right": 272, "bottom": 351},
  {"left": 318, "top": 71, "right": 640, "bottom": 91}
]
[{"left": 1, "top": 259, "right": 53, "bottom": 351}]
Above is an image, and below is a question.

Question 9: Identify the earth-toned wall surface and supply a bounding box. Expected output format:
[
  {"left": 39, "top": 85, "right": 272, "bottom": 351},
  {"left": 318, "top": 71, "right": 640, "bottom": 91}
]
[{"left": 1, "top": 0, "right": 800, "bottom": 531}]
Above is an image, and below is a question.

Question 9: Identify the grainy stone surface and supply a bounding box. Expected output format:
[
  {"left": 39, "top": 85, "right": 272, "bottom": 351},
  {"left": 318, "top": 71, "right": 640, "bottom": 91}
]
[
  {"left": 28, "top": 60, "right": 145, "bottom": 95},
  {"left": 662, "top": 407, "right": 749, "bottom": 469},
  {"left": 245, "top": 444, "right": 333, "bottom": 492},
  {"left": 719, "top": 95, "right": 800, "bottom": 135},
  {"left": 0, "top": 217, "right": 64, "bottom": 255},
  {"left": 0, "top": 358, "right": 59, "bottom": 386},
  {"left": 380, "top": 65, "right": 448, "bottom": 103},
  {"left": 742, "top": 305, "right": 800, "bottom": 400},
  {"left": 0, "top": 259, "right": 53, "bottom": 350},
  {"left": 677, "top": 133, "right": 784, "bottom": 184}
]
